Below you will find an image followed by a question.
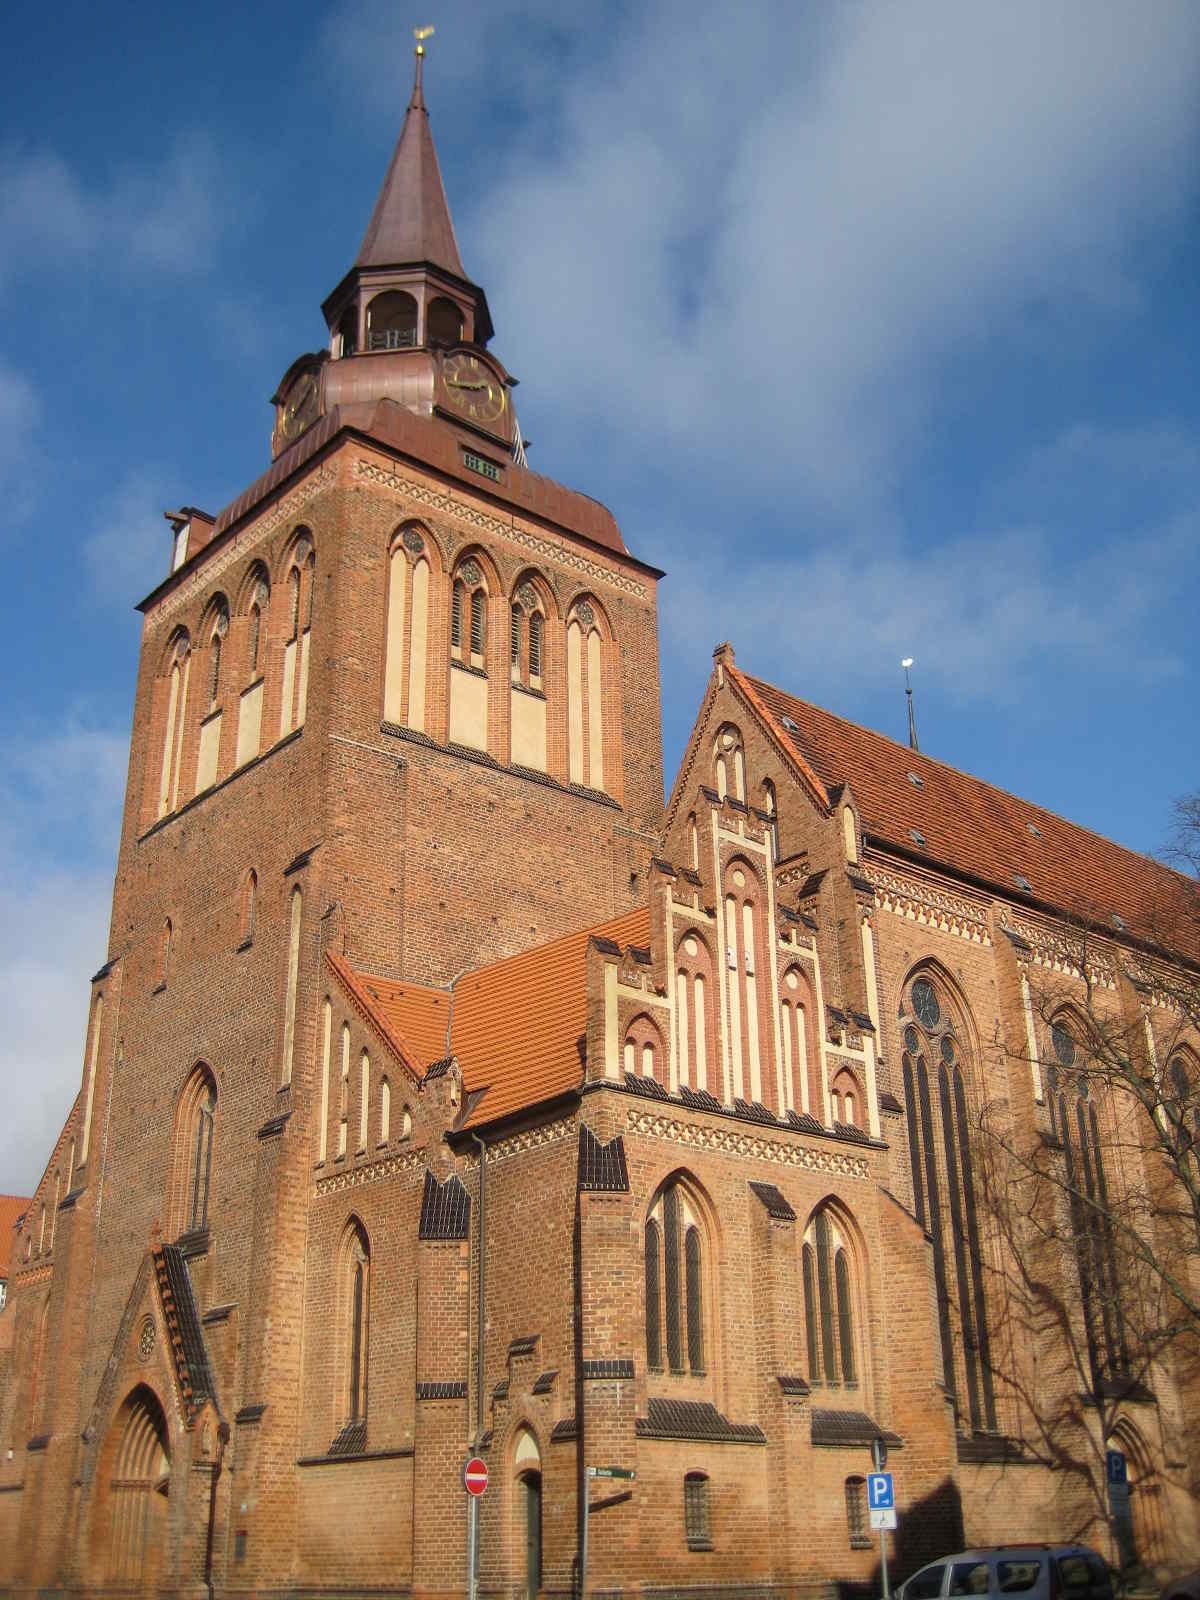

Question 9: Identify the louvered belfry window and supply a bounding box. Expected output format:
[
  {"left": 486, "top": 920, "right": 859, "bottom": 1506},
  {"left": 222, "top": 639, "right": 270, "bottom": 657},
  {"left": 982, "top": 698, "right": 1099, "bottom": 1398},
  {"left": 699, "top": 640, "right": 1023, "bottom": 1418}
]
[{"left": 803, "top": 1204, "right": 857, "bottom": 1386}]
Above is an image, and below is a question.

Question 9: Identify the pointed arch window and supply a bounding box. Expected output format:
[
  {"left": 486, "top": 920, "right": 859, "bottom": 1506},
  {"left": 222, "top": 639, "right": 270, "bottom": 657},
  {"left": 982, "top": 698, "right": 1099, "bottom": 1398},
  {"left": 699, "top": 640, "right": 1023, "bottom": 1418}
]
[
  {"left": 510, "top": 584, "right": 546, "bottom": 692},
  {"left": 157, "top": 633, "right": 191, "bottom": 817},
  {"left": 280, "top": 537, "right": 315, "bottom": 737},
  {"left": 169, "top": 1066, "right": 217, "bottom": 1239},
  {"left": 337, "top": 1221, "right": 370, "bottom": 1439},
  {"left": 723, "top": 857, "right": 768, "bottom": 1108},
  {"left": 645, "top": 1177, "right": 708, "bottom": 1379},
  {"left": 384, "top": 527, "right": 431, "bottom": 733},
  {"left": 901, "top": 973, "right": 996, "bottom": 1432},
  {"left": 567, "top": 599, "right": 607, "bottom": 791},
  {"left": 675, "top": 933, "right": 715, "bottom": 1094},
  {"left": 238, "top": 869, "right": 257, "bottom": 948},
  {"left": 236, "top": 576, "right": 268, "bottom": 767},
  {"left": 379, "top": 1076, "right": 390, "bottom": 1145},
  {"left": 1047, "top": 1025, "right": 1129, "bottom": 1389},
  {"left": 802, "top": 1203, "right": 858, "bottom": 1387}
]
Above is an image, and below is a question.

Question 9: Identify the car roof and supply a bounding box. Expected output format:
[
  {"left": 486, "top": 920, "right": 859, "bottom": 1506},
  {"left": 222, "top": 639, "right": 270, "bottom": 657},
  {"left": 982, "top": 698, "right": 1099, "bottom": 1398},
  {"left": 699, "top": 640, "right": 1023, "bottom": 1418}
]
[{"left": 924, "top": 1546, "right": 1100, "bottom": 1562}]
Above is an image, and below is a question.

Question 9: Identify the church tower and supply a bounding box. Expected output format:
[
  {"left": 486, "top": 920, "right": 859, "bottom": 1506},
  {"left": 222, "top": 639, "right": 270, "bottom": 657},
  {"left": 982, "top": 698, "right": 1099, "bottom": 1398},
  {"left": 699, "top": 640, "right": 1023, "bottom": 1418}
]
[{"left": 0, "top": 44, "right": 665, "bottom": 1599}]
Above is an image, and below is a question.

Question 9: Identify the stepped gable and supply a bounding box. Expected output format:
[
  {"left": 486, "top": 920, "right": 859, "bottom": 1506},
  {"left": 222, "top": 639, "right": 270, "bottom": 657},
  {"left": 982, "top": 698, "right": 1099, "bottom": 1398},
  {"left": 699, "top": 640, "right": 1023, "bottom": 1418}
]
[
  {"left": 352, "top": 906, "right": 651, "bottom": 1130},
  {"left": 739, "top": 664, "right": 1199, "bottom": 964}
]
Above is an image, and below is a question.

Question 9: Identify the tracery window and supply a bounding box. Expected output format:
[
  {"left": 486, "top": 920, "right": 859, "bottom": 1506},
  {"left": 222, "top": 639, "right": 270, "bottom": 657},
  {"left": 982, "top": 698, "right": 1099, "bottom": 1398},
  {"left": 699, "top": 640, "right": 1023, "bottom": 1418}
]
[
  {"left": 713, "top": 724, "right": 745, "bottom": 803},
  {"left": 510, "top": 584, "right": 546, "bottom": 691},
  {"left": 802, "top": 1203, "right": 858, "bottom": 1386},
  {"left": 1045, "top": 1023, "right": 1129, "bottom": 1388},
  {"left": 900, "top": 972, "right": 997, "bottom": 1432},
  {"left": 645, "top": 1177, "right": 708, "bottom": 1378},
  {"left": 451, "top": 559, "right": 488, "bottom": 668}
]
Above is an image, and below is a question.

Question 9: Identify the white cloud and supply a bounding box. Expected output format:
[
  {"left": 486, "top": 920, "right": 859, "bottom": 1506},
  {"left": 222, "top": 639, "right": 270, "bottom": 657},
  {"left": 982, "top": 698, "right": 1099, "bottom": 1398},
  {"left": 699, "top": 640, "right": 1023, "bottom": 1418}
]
[
  {"left": 341, "top": 0, "right": 1199, "bottom": 513},
  {"left": 83, "top": 471, "right": 173, "bottom": 605},
  {"left": 0, "top": 722, "right": 126, "bottom": 1195},
  {"left": 0, "top": 359, "right": 39, "bottom": 502},
  {"left": 0, "top": 131, "right": 233, "bottom": 287}
]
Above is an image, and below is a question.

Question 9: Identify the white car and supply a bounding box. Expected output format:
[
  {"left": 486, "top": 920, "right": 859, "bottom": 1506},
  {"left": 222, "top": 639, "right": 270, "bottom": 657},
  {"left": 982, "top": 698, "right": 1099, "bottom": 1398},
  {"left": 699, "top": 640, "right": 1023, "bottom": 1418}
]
[{"left": 898, "top": 1546, "right": 1114, "bottom": 1600}]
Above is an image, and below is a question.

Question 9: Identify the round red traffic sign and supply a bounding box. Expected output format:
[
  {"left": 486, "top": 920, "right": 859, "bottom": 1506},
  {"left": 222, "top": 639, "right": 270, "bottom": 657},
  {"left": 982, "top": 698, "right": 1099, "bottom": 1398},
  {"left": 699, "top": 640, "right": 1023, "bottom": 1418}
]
[{"left": 463, "top": 1456, "right": 489, "bottom": 1496}]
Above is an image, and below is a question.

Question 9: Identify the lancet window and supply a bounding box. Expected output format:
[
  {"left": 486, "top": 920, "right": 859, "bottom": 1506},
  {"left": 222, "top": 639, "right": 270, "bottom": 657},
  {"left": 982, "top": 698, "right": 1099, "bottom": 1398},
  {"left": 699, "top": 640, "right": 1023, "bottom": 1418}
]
[
  {"left": 645, "top": 1177, "right": 708, "bottom": 1379},
  {"left": 675, "top": 933, "right": 715, "bottom": 1094},
  {"left": 384, "top": 525, "right": 431, "bottom": 733},
  {"left": 168, "top": 1065, "right": 217, "bottom": 1239},
  {"left": 723, "top": 857, "right": 768, "bottom": 1107},
  {"left": 341, "top": 1221, "right": 370, "bottom": 1429},
  {"left": 236, "top": 572, "right": 268, "bottom": 767},
  {"left": 157, "top": 632, "right": 191, "bottom": 818},
  {"left": 280, "top": 536, "right": 314, "bottom": 737},
  {"left": 566, "top": 597, "right": 606, "bottom": 791},
  {"left": 780, "top": 965, "right": 820, "bottom": 1118},
  {"left": 802, "top": 1203, "right": 859, "bottom": 1387},
  {"left": 1045, "top": 1021, "right": 1129, "bottom": 1389},
  {"left": 900, "top": 972, "right": 996, "bottom": 1433}
]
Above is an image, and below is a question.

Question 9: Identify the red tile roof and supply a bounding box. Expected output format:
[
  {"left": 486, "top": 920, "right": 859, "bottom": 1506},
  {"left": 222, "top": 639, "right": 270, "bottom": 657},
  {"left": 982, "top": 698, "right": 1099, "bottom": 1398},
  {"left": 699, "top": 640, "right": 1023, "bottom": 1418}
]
[
  {"left": 739, "top": 668, "right": 1199, "bottom": 964},
  {"left": 0, "top": 1196, "right": 31, "bottom": 1279},
  {"left": 353, "top": 906, "right": 652, "bottom": 1130}
]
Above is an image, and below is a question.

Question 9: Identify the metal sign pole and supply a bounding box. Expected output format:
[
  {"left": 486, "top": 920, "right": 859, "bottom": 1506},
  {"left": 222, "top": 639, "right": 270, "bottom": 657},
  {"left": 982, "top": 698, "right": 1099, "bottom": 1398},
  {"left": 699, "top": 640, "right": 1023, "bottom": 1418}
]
[
  {"left": 580, "top": 1466, "right": 591, "bottom": 1598},
  {"left": 467, "top": 1492, "right": 477, "bottom": 1600},
  {"left": 880, "top": 1523, "right": 890, "bottom": 1600}
]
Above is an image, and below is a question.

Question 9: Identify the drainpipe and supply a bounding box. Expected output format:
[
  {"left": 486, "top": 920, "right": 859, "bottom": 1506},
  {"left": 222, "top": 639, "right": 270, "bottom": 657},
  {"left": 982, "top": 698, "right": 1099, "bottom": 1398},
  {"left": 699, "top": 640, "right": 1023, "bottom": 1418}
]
[
  {"left": 471, "top": 1132, "right": 487, "bottom": 1442},
  {"left": 204, "top": 1420, "right": 230, "bottom": 1600}
]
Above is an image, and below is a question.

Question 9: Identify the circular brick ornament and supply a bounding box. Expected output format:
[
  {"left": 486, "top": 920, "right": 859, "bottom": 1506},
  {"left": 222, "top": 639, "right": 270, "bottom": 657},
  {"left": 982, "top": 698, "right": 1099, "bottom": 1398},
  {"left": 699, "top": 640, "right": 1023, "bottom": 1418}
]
[
  {"left": 576, "top": 601, "right": 594, "bottom": 625},
  {"left": 137, "top": 1315, "right": 155, "bottom": 1364},
  {"left": 460, "top": 558, "right": 482, "bottom": 586},
  {"left": 402, "top": 528, "right": 425, "bottom": 555}
]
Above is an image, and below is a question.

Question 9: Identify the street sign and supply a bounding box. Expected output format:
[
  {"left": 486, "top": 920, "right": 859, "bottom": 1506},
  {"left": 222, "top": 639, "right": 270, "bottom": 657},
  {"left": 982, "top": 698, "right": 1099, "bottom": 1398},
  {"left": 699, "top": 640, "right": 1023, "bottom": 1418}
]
[
  {"left": 868, "top": 1473, "right": 894, "bottom": 1509},
  {"left": 869, "top": 1472, "right": 897, "bottom": 1532},
  {"left": 463, "top": 1456, "right": 489, "bottom": 1496},
  {"left": 588, "top": 1465, "right": 636, "bottom": 1480},
  {"left": 1106, "top": 1450, "right": 1127, "bottom": 1486}
]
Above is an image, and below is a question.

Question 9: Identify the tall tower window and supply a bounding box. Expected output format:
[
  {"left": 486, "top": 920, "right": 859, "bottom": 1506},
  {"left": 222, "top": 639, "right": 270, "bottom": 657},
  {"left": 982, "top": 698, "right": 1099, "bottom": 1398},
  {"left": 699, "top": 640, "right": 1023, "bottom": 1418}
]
[{"left": 366, "top": 290, "right": 417, "bottom": 350}]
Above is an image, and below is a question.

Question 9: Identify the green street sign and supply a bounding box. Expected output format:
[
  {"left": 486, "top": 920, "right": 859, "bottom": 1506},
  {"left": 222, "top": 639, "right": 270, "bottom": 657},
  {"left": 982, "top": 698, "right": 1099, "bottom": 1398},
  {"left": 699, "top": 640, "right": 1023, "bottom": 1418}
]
[{"left": 588, "top": 1466, "right": 635, "bottom": 1480}]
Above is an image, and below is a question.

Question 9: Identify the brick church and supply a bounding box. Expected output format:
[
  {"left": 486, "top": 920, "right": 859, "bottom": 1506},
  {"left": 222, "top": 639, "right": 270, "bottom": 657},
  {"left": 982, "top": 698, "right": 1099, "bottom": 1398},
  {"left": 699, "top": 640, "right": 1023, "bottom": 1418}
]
[{"left": 1, "top": 47, "right": 1198, "bottom": 1600}]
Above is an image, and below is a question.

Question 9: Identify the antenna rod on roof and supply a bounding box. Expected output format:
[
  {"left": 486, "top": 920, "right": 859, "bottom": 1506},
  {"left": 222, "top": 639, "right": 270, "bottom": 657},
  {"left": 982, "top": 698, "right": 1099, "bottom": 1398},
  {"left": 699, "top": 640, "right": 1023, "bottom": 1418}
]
[{"left": 901, "top": 658, "right": 919, "bottom": 752}]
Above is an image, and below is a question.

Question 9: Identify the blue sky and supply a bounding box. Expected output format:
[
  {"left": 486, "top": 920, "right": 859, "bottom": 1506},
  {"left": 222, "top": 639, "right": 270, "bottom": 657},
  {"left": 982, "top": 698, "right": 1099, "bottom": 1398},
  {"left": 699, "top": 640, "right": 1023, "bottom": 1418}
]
[{"left": 2, "top": 0, "right": 1198, "bottom": 1191}]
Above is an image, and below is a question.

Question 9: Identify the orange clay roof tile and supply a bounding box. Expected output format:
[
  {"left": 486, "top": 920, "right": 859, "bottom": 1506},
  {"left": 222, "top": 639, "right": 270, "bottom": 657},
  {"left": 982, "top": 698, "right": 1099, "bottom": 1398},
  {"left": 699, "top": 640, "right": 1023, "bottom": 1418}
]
[
  {"left": 352, "top": 906, "right": 652, "bottom": 1130},
  {"left": 743, "top": 673, "right": 1199, "bottom": 964},
  {"left": 0, "top": 1196, "right": 31, "bottom": 1279}
]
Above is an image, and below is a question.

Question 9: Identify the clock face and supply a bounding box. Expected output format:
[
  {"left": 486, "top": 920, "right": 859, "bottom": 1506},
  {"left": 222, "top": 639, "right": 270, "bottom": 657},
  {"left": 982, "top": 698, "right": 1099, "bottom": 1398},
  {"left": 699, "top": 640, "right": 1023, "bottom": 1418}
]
[
  {"left": 442, "top": 353, "right": 506, "bottom": 425},
  {"left": 280, "top": 371, "right": 320, "bottom": 443}
]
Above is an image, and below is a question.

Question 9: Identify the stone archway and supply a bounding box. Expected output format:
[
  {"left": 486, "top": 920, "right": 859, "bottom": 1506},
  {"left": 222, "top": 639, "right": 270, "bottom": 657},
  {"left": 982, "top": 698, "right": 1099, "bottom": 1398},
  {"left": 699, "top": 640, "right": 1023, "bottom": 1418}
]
[{"left": 97, "top": 1386, "right": 171, "bottom": 1586}]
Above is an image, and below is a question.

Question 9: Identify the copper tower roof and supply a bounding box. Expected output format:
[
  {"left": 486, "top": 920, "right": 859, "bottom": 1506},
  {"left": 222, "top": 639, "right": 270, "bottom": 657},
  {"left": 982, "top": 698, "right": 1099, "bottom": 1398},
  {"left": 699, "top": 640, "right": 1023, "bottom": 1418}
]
[{"left": 355, "top": 51, "right": 466, "bottom": 278}]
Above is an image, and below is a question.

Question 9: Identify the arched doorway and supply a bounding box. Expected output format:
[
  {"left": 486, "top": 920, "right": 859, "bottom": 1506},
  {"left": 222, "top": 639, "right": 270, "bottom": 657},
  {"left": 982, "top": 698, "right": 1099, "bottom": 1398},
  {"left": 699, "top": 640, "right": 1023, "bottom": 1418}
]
[
  {"left": 103, "top": 1387, "right": 170, "bottom": 1585},
  {"left": 513, "top": 1426, "right": 542, "bottom": 1598},
  {"left": 1109, "top": 1424, "right": 1164, "bottom": 1571}
]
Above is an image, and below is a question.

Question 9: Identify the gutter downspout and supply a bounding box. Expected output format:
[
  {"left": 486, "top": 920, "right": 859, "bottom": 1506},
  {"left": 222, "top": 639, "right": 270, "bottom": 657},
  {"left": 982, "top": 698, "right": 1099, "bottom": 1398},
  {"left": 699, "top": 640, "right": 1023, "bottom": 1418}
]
[{"left": 471, "top": 1132, "right": 487, "bottom": 1442}]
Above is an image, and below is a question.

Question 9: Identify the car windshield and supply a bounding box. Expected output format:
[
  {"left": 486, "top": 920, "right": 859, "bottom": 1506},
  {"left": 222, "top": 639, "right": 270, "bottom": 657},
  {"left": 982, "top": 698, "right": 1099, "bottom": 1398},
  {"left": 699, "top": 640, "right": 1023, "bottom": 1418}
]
[{"left": 907, "top": 1564, "right": 947, "bottom": 1600}]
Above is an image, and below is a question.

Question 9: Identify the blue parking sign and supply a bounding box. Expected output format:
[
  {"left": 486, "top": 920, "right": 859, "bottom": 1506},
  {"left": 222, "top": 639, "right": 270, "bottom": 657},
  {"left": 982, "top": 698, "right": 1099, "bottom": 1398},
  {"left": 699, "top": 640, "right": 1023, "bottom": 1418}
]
[
  {"left": 868, "top": 1473, "right": 894, "bottom": 1510},
  {"left": 1106, "top": 1450, "right": 1127, "bottom": 1486}
]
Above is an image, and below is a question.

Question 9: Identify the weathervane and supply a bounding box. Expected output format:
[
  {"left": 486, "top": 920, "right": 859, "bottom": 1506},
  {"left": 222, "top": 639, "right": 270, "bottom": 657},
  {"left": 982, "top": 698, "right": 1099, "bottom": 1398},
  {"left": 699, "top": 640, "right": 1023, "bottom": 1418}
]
[{"left": 411, "top": 24, "right": 434, "bottom": 99}]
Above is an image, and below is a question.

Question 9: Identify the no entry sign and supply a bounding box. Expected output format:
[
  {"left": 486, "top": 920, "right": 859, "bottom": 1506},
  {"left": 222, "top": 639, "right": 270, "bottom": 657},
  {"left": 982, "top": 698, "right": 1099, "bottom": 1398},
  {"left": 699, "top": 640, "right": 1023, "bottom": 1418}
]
[{"left": 463, "top": 1456, "right": 489, "bottom": 1496}]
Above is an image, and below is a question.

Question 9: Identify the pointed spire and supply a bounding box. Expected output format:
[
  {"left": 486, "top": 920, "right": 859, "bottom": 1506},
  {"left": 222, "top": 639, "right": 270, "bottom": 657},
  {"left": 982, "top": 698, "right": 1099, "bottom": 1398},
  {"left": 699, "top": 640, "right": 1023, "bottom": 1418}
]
[
  {"left": 902, "top": 658, "right": 919, "bottom": 752},
  {"left": 355, "top": 30, "right": 466, "bottom": 279}
]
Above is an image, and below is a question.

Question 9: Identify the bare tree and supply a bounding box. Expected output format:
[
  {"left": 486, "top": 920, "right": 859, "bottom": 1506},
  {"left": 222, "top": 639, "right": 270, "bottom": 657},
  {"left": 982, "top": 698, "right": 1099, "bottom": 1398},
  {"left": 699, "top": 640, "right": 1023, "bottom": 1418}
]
[{"left": 976, "top": 797, "right": 1200, "bottom": 1578}]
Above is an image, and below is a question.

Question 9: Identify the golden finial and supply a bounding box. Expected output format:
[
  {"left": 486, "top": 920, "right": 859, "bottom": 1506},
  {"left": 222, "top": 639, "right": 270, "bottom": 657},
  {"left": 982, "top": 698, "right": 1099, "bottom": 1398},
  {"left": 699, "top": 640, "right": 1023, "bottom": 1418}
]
[{"left": 414, "top": 24, "right": 434, "bottom": 56}]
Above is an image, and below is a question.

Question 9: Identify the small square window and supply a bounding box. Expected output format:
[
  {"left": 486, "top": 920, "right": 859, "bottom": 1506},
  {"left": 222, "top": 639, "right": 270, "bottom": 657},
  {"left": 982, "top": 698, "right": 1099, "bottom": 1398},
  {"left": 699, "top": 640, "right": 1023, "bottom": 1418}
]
[{"left": 684, "top": 1473, "right": 712, "bottom": 1551}]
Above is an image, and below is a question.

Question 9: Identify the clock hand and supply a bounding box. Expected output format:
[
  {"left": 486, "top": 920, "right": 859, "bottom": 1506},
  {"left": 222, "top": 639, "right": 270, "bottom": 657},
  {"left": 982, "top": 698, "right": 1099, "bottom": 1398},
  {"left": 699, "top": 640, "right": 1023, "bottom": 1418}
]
[{"left": 447, "top": 374, "right": 489, "bottom": 391}]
